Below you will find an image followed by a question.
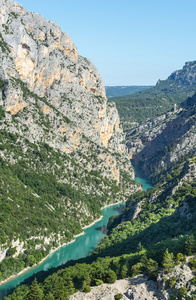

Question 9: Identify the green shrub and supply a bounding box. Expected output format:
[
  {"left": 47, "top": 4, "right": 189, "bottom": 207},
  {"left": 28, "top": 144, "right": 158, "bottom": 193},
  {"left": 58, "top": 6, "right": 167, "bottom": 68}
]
[
  {"left": 6, "top": 247, "right": 17, "bottom": 257},
  {"left": 192, "top": 276, "right": 196, "bottom": 286},
  {"left": 178, "top": 286, "right": 187, "bottom": 297},
  {"left": 169, "top": 276, "right": 176, "bottom": 288},
  {"left": 84, "top": 285, "right": 91, "bottom": 293},
  {"left": 105, "top": 270, "right": 117, "bottom": 284},
  {"left": 114, "top": 293, "right": 123, "bottom": 300},
  {"left": 95, "top": 279, "right": 104, "bottom": 286}
]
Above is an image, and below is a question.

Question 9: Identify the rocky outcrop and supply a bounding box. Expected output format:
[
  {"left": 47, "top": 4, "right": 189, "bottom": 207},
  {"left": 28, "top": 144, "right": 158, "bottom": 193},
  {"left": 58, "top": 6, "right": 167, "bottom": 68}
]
[
  {"left": 70, "top": 279, "right": 130, "bottom": 300},
  {"left": 168, "top": 61, "right": 196, "bottom": 86},
  {"left": 126, "top": 110, "right": 180, "bottom": 159},
  {"left": 127, "top": 94, "right": 196, "bottom": 177},
  {"left": 70, "top": 262, "right": 196, "bottom": 300},
  {"left": 0, "top": 0, "right": 135, "bottom": 177}
]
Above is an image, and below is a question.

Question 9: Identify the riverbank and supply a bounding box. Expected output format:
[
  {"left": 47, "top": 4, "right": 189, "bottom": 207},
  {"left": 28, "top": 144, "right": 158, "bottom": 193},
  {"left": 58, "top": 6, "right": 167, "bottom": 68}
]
[
  {"left": 0, "top": 230, "right": 85, "bottom": 287},
  {"left": 83, "top": 200, "right": 125, "bottom": 230},
  {"left": 0, "top": 200, "right": 125, "bottom": 287}
]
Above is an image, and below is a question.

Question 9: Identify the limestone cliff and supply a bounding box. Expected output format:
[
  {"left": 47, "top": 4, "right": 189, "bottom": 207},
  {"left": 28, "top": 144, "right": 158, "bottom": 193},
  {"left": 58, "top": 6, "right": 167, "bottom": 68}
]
[
  {"left": 0, "top": 0, "right": 126, "bottom": 155},
  {"left": 126, "top": 94, "right": 196, "bottom": 178},
  {"left": 168, "top": 61, "right": 196, "bottom": 86},
  {"left": 0, "top": 0, "right": 138, "bottom": 272}
]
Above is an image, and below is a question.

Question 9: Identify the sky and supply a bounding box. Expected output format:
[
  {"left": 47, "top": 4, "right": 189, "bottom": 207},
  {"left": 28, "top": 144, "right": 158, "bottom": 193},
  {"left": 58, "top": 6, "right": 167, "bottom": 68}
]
[{"left": 17, "top": 0, "right": 196, "bottom": 86}]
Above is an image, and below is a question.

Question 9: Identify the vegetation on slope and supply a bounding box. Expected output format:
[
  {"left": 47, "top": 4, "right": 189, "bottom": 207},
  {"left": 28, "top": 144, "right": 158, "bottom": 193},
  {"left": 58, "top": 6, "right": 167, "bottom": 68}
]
[
  {"left": 6, "top": 152, "right": 196, "bottom": 299},
  {"left": 0, "top": 124, "right": 136, "bottom": 281},
  {"left": 0, "top": 85, "right": 138, "bottom": 282},
  {"left": 105, "top": 85, "right": 152, "bottom": 98},
  {"left": 110, "top": 79, "right": 196, "bottom": 128}
]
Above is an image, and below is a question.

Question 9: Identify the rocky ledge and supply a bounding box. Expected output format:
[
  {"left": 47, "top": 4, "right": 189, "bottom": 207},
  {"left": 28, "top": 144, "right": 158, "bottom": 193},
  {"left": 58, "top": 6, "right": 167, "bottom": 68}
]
[{"left": 70, "top": 261, "right": 196, "bottom": 300}]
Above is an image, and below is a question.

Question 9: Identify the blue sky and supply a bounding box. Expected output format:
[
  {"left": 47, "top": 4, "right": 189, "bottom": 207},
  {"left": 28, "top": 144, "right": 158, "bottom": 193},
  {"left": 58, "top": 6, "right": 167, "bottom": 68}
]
[{"left": 18, "top": 0, "right": 196, "bottom": 86}]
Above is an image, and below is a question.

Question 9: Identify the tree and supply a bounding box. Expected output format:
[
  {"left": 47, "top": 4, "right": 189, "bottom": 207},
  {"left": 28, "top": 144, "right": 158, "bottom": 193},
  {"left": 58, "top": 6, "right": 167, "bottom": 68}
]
[
  {"left": 27, "top": 278, "right": 43, "bottom": 300},
  {"left": 6, "top": 247, "right": 17, "bottom": 257},
  {"left": 120, "top": 265, "right": 128, "bottom": 278},
  {"left": 131, "top": 262, "right": 143, "bottom": 277},
  {"left": 25, "top": 255, "right": 36, "bottom": 267},
  {"left": 145, "top": 258, "right": 159, "bottom": 280},
  {"left": 84, "top": 285, "right": 91, "bottom": 293},
  {"left": 185, "top": 235, "right": 196, "bottom": 255},
  {"left": 105, "top": 270, "right": 117, "bottom": 284},
  {"left": 44, "top": 293, "right": 55, "bottom": 300},
  {"left": 162, "top": 249, "right": 175, "bottom": 273},
  {"left": 137, "top": 242, "right": 144, "bottom": 252}
]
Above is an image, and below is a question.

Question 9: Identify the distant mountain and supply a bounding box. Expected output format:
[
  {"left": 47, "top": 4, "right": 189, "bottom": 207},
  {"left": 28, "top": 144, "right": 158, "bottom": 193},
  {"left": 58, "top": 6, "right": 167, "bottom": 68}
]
[
  {"left": 111, "top": 61, "right": 196, "bottom": 128},
  {"left": 105, "top": 86, "right": 152, "bottom": 98},
  {"left": 168, "top": 61, "right": 196, "bottom": 85}
]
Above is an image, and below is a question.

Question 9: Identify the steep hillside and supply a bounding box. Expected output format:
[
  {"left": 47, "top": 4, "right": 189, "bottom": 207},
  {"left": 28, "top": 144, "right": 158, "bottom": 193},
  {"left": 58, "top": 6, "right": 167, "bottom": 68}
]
[
  {"left": 169, "top": 61, "right": 196, "bottom": 85},
  {"left": 0, "top": 0, "right": 139, "bottom": 281},
  {"left": 6, "top": 147, "right": 196, "bottom": 299},
  {"left": 5, "top": 93, "right": 196, "bottom": 299},
  {"left": 126, "top": 93, "right": 196, "bottom": 179},
  {"left": 110, "top": 62, "right": 196, "bottom": 128}
]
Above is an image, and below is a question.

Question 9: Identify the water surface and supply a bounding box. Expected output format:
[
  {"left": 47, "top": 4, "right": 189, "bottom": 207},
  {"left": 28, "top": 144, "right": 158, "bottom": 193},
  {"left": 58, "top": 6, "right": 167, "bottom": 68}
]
[
  {"left": 0, "top": 203, "right": 125, "bottom": 298},
  {"left": 134, "top": 176, "right": 153, "bottom": 190},
  {"left": 0, "top": 175, "right": 153, "bottom": 298}
]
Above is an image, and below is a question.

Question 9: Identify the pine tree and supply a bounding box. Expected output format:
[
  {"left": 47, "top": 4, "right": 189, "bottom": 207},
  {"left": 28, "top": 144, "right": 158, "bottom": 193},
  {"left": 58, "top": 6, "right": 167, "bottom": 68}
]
[
  {"left": 146, "top": 258, "right": 159, "bottom": 280},
  {"left": 27, "top": 278, "right": 43, "bottom": 300},
  {"left": 120, "top": 265, "right": 128, "bottom": 278},
  {"left": 44, "top": 292, "right": 55, "bottom": 300},
  {"left": 185, "top": 235, "right": 196, "bottom": 255},
  {"left": 162, "top": 249, "right": 175, "bottom": 273}
]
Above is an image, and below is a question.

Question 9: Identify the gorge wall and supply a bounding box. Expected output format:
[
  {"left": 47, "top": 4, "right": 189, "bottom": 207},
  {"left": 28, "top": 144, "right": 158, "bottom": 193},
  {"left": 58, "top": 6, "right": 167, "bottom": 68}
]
[{"left": 0, "top": 0, "right": 139, "bottom": 271}]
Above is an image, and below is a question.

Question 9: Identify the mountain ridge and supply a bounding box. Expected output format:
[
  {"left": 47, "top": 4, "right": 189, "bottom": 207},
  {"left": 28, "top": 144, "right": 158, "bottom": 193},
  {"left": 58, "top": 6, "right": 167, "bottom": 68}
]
[{"left": 111, "top": 61, "right": 196, "bottom": 128}]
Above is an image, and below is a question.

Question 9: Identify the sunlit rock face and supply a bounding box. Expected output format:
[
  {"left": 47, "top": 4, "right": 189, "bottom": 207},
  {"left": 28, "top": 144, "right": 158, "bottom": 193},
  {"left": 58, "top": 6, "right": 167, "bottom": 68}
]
[
  {"left": 0, "top": 0, "right": 136, "bottom": 188},
  {"left": 0, "top": 0, "right": 130, "bottom": 156}
]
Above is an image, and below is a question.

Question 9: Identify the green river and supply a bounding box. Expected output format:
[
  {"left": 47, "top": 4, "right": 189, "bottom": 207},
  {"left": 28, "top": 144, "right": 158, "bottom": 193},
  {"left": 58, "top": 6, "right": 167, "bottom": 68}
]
[{"left": 0, "top": 177, "right": 152, "bottom": 298}]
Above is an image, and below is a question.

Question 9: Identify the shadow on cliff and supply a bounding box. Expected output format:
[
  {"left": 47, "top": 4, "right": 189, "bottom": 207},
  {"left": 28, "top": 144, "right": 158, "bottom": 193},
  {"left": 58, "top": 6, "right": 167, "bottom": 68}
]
[{"left": 133, "top": 94, "right": 196, "bottom": 176}]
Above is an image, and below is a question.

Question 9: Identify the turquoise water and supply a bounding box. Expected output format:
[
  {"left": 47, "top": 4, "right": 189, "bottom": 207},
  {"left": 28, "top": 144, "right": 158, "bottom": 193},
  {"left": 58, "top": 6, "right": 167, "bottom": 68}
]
[
  {"left": 0, "top": 203, "right": 125, "bottom": 298},
  {"left": 134, "top": 176, "right": 153, "bottom": 190},
  {"left": 0, "top": 176, "right": 152, "bottom": 298}
]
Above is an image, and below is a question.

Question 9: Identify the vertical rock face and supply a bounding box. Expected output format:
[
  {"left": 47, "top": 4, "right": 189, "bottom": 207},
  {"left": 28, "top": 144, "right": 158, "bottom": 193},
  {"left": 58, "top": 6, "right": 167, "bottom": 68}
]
[
  {"left": 0, "top": 0, "right": 138, "bottom": 266},
  {"left": 0, "top": 0, "right": 127, "bottom": 156},
  {"left": 168, "top": 61, "right": 196, "bottom": 85},
  {"left": 0, "top": 0, "right": 125, "bottom": 152},
  {"left": 126, "top": 95, "right": 196, "bottom": 177}
]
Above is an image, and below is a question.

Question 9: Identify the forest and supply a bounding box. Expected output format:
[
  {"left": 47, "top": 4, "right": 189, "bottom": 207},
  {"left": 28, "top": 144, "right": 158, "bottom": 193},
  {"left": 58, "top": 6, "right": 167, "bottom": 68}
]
[{"left": 5, "top": 151, "right": 196, "bottom": 299}]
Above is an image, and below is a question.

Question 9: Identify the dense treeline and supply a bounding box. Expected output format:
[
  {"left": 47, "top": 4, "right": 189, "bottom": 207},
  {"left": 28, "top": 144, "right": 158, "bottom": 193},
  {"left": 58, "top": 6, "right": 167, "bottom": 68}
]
[
  {"left": 105, "top": 85, "right": 152, "bottom": 98},
  {"left": 5, "top": 248, "right": 190, "bottom": 300}
]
